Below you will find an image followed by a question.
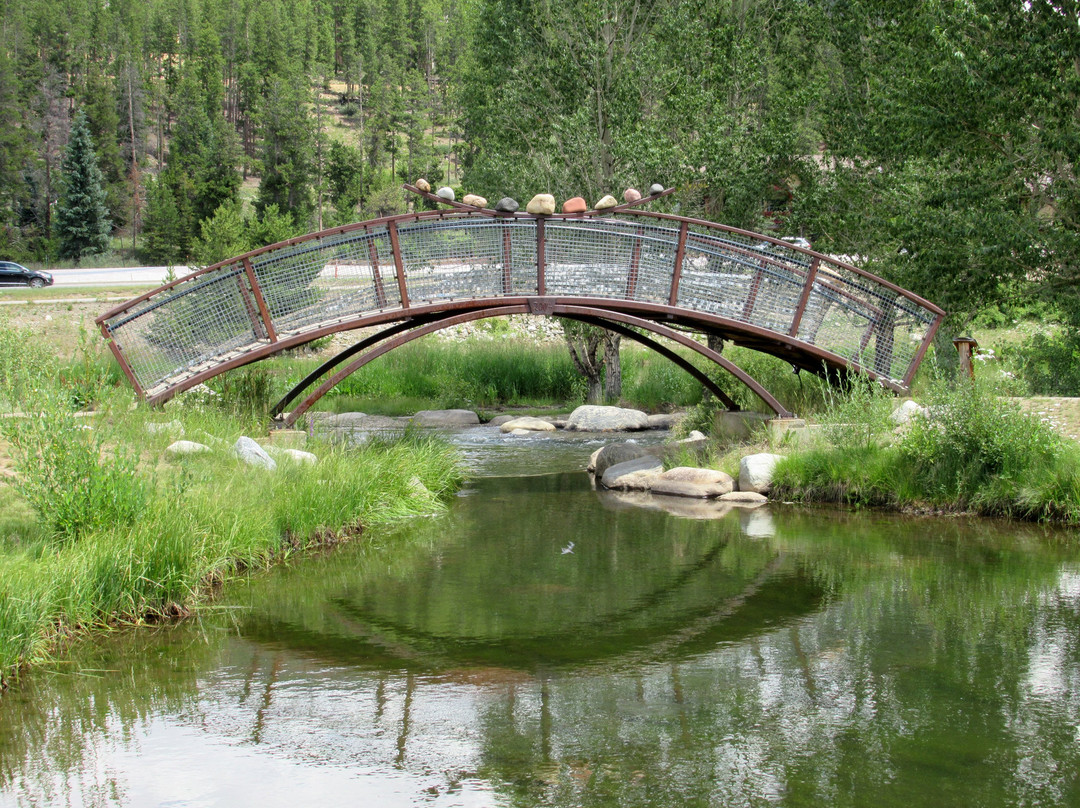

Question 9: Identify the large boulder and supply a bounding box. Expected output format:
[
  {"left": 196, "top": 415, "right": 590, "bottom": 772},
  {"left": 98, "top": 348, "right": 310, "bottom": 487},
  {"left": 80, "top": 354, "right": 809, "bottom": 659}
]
[
  {"left": 600, "top": 455, "right": 663, "bottom": 490},
  {"left": 651, "top": 467, "right": 734, "bottom": 498},
  {"left": 487, "top": 415, "right": 517, "bottom": 427},
  {"left": 591, "top": 442, "right": 651, "bottom": 477},
  {"left": 500, "top": 416, "right": 556, "bottom": 433},
  {"left": 234, "top": 436, "right": 277, "bottom": 471},
  {"left": 565, "top": 405, "right": 649, "bottom": 432},
  {"left": 410, "top": 409, "right": 480, "bottom": 427},
  {"left": 738, "top": 453, "right": 785, "bottom": 494},
  {"left": 646, "top": 413, "right": 682, "bottom": 430}
]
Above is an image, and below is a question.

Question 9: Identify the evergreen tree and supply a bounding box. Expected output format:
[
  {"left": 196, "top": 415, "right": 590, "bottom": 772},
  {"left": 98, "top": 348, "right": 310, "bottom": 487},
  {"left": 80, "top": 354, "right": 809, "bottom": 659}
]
[{"left": 56, "top": 110, "right": 112, "bottom": 262}]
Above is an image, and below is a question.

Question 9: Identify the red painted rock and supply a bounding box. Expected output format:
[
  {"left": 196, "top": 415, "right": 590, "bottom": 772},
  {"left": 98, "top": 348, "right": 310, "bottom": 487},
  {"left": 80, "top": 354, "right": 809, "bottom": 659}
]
[
  {"left": 623, "top": 188, "right": 642, "bottom": 203},
  {"left": 562, "top": 196, "right": 587, "bottom": 213}
]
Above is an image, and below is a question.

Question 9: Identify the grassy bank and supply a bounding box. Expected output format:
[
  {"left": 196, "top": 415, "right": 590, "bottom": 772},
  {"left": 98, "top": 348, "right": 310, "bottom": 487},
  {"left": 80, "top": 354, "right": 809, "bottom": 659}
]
[
  {"left": 0, "top": 320, "right": 464, "bottom": 689},
  {"left": 770, "top": 378, "right": 1080, "bottom": 523}
]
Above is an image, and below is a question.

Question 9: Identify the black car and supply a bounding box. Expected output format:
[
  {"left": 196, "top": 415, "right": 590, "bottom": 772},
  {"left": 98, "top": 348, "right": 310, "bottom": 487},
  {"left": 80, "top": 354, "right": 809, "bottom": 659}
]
[{"left": 0, "top": 261, "right": 53, "bottom": 288}]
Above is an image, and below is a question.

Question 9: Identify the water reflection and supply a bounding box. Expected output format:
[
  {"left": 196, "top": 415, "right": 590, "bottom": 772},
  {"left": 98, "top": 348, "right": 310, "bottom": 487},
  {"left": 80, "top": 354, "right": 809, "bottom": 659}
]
[{"left": 2, "top": 471, "right": 1080, "bottom": 807}]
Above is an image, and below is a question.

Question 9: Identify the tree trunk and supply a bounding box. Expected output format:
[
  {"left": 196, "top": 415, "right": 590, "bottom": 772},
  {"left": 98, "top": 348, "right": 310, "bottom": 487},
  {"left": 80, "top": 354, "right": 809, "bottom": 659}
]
[
  {"left": 603, "top": 332, "right": 621, "bottom": 402},
  {"left": 562, "top": 321, "right": 605, "bottom": 404}
]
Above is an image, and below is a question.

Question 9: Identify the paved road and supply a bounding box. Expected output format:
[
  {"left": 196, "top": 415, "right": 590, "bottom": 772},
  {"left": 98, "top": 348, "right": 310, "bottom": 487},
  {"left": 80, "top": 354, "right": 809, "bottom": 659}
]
[{"left": 47, "top": 266, "right": 189, "bottom": 287}]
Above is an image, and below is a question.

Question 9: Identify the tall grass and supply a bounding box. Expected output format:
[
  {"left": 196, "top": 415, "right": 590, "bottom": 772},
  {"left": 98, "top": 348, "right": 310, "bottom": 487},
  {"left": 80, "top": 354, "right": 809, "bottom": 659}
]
[
  {"left": 772, "top": 376, "right": 1080, "bottom": 522},
  {"left": 0, "top": 322, "right": 465, "bottom": 689}
]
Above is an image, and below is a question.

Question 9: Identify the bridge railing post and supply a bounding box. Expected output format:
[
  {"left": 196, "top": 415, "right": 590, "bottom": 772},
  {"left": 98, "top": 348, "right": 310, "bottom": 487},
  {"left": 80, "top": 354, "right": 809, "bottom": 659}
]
[
  {"left": 536, "top": 218, "right": 546, "bottom": 296},
  {"left": 788, "top": 257, "right": 820, "bottom": 338},
  {"left": 669, "top": 221, "right": 688, "bottom": 306},
  {"left": 242, "top": 257, "right": 278, "bottom": 342}
]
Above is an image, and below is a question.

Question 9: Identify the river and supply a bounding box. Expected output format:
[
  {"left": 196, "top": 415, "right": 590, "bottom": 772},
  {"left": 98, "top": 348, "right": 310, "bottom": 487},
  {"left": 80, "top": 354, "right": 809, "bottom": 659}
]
[{"left": 1, "top": 429, "right": 1078, "bottom": 807}]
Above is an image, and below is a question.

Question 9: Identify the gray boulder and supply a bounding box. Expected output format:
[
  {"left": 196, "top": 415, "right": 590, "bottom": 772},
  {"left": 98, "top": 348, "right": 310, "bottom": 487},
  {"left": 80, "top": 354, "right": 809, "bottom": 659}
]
[
  {"left": 487, "top": 415, "right": 517, "bottom": 426},
  {"left": 646, "top": 413, "right": 682, "bottom": 430},
  {"left": 600, "top": 455, "right": 663, "bottom": 490},
  {"left": 738, "top": 453, "right": 785, "bottom": 494},
  {"left": 566, "top": 405, "right": 649, "bottom": 432},
  {"left": 234, "top": 436, "right": 277, "bottom": 470},
  {"left": 411, "top": 409, "right": 480, "bottom": 427},
  {"left": 592, "top": 442, "right": 652, "bottom": 477}
]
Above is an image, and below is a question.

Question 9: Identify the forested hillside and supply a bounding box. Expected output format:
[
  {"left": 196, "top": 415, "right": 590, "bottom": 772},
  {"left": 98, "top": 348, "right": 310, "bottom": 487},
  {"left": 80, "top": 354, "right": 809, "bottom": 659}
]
[{"left": 1, "top": 0, "right": 1077, "bottom": 334}]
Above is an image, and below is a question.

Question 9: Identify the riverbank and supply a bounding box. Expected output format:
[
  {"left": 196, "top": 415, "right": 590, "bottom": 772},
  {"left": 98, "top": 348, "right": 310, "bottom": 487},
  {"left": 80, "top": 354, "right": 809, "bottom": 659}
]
[{"left": 0, "top": 318, "right": 466, "bottom": 691}]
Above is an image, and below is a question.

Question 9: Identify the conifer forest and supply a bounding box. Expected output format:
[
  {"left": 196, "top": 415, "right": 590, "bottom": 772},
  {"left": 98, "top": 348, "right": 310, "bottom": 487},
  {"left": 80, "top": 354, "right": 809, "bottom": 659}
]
[{"left": 0, "top": 0, "right": 1078, "bottom": 335}]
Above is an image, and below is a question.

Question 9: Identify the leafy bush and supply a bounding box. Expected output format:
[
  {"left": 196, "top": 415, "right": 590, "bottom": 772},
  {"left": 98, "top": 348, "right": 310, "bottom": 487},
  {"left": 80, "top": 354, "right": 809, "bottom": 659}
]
[
  {"left": 899, "top": 379, "right": 1062, "bottom": 508},
  {"left": 1, "top": 392, "right": 149, "bottom": 542}
]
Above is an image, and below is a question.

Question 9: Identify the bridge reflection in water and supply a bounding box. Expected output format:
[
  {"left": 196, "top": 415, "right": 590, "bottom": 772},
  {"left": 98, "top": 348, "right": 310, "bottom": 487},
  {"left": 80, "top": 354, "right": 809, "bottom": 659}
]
[{"left": 97, "top": 186, "right": 944, "bottom": 421}]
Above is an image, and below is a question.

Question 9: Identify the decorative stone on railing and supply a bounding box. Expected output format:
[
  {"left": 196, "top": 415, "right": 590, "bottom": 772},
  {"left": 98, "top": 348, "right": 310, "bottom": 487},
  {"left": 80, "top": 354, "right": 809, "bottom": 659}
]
[{"left": 95, "top": 180, "right": 946, "bottom": 419}]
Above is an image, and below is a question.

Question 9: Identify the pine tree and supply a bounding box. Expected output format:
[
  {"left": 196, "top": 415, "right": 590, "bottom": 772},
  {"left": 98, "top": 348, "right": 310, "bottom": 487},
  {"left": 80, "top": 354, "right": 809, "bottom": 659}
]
[{"left": 56, "top": 110, "right": 112, "bottom": 263}]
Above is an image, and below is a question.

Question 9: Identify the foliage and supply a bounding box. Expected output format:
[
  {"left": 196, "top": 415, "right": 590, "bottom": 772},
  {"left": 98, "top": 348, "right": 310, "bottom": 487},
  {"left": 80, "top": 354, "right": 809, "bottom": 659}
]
[
  {"left": 54, "top": 111, "right": 112, "bottom": 262},
  {"left": 773, "top": 376, "right": 1080, "bottom": 522},
  {"left": 0, "top": 317, "right": 465, "bottom": 685}
]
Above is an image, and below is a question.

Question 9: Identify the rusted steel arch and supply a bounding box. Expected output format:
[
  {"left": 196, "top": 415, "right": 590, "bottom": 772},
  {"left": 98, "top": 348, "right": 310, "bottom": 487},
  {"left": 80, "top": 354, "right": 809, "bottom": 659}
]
[
  {"left": 282, "top": 306, "right": 525, "bottom": 428},
  {"left": 95, "top": 188, "right": 945, "bottom": 411},
  {"left": 551, "top": 305, "right": 790, "bottom": 416},
  {"left": 277, "top": 305, "right": 783, "bottom": 429},
  {"left": 270, "top": 311, "right": 468, "bottom": 418},
  {"left": 273, "top": 306, "right": 746, "bottom": 426}
]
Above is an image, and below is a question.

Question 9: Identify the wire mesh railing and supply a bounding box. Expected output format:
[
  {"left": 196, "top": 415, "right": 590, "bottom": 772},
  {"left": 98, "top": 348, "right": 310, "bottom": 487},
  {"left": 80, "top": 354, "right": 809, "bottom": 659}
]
[{"left": 97, "top": 207, "right": 945, "bottom": 402}]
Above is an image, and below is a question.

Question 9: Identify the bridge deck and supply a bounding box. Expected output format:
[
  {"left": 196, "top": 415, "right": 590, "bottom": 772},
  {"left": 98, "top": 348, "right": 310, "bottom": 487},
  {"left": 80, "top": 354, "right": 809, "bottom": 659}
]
[{"left": 97, "top": 205, "right": 945, "bottom": 411}]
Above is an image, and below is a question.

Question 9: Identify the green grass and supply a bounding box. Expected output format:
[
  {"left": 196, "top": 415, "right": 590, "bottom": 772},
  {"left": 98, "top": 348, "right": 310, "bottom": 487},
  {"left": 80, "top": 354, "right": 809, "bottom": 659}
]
[
  {"left": 771, "top": 377, "right": 1080, "bottom": 522},
  {"left": 0, "top": 320, "right": 466, "bottom": 689}
]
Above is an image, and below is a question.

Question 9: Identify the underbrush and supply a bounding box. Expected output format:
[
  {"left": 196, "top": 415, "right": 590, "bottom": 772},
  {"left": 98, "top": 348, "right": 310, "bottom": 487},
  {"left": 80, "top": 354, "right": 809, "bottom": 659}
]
[
  {"left": 773, "top": 377, "right": 1080, "bottom": 522},
  {"left": 0, "top": 321, "right": 465, "bottom": 689}
]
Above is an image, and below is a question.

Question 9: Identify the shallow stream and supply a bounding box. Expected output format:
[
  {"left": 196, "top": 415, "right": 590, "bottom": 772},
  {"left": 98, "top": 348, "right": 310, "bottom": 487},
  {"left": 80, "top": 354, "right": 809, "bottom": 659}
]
[{"left": 1, "top": 430, "right": 1079, "bottom": 806}]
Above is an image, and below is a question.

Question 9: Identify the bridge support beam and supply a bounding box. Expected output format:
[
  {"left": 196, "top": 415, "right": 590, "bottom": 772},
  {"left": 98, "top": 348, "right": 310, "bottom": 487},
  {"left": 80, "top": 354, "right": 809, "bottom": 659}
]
[{"left": 275, "top": 301, "right": 792, "bottom": 430}]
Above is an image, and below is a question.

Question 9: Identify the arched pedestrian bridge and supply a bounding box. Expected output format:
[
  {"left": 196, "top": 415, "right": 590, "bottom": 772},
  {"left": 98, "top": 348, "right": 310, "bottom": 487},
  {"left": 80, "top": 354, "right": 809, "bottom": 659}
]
[{"left": 97, "top": 186, "right": 944, "bottom": 426}]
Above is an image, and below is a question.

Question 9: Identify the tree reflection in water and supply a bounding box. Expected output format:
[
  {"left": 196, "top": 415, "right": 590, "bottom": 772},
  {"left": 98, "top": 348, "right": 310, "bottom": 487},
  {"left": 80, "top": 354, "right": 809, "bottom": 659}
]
[{"left": 1, "top": 473, "right": 1079, "bottom": 807}]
